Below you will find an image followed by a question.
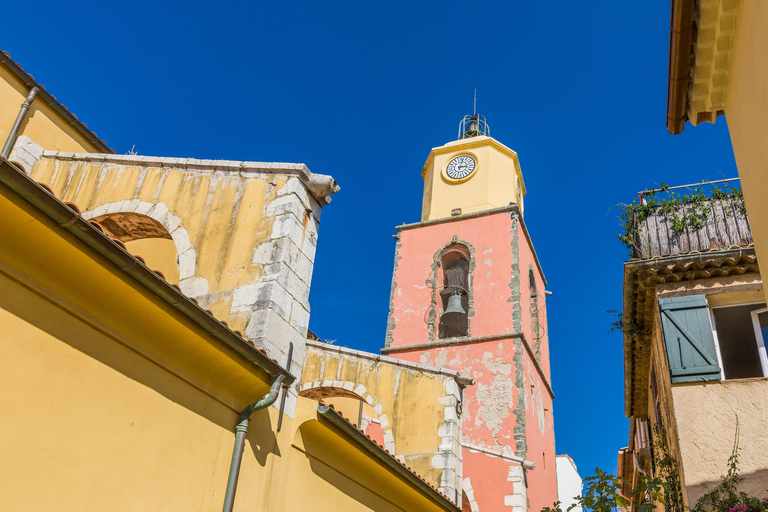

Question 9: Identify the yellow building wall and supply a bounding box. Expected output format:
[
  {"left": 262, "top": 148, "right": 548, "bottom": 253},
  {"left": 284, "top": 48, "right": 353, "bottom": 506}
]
[
  {"left": 0, "top": 64, "right": 105, "bottom": 154},
  {"left": 28, "top": 157, "right": 289, "bottom": 332},
  {"left": 0, "top": 179, "right": 452, "bottom": 512},
  {"left": 301, "top": 347, "right": 452, "bottom": 486},
  {"left": 724, "top": 0, "right": 768, "bottom": 308},
  {"left": 421, "top": 136, "right": 525, "bottom": 221}
]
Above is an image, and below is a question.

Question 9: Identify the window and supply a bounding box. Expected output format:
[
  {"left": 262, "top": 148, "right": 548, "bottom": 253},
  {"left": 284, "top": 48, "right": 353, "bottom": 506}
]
[
  {"left": 711, "top": 304, "right": 768, "bottom": 379},
  {"left": 659, "top": 294, "right": 768, "bottom": 383},
  {"left": 438, "top": 244, "right": 470, "bottom": 339}
]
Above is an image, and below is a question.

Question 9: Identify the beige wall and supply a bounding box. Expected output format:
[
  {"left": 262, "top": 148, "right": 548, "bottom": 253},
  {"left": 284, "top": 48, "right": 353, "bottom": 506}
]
[
  {"left": 725, "top": 0, "right": 768, "bottom": 308},
  {"left": 0, "top": 65, "right": 104, "bottom": 154},
  {"left": 671, "top": 379, "right": 768, "bottom": 503},
  {"left": 648, "top": 277, "right": 767, "bottom": 507}
]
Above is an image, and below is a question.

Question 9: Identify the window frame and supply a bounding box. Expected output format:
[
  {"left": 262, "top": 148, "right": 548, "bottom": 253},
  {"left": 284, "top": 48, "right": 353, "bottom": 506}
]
[
  {"left": 749, "top": 307, "right": 768, "bottom": 377},
  {"left": 707, "top": 300, "right": 768, "bottom": 380}
]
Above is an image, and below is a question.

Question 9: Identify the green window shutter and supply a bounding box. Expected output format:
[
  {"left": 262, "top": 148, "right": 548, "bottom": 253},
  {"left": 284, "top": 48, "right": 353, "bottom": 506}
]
[{"left": 658, "top": 295, "right": 721, "bottom": 383}]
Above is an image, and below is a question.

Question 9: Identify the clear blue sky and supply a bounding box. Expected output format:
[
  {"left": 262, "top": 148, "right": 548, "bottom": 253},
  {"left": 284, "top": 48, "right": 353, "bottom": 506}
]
[{"left": 4, "top": 0, "right": 738, "bottom": 487}]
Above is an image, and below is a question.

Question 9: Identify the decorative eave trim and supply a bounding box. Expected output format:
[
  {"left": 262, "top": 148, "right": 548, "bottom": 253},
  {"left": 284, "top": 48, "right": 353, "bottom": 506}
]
[
  {"left": 686, "top": 0, "right": 739, "bottom": 128},
  {"left": 666, "top": 0, "right": 739, "bottom": 134},
  {"left": 395, "top": 203, "right": 547, "bottom": 286},
  {"left": 622, "top": 247, "right": 758, "bottom": 417}
]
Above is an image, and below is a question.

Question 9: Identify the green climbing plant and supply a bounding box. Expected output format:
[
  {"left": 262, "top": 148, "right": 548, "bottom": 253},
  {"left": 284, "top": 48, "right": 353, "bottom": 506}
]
[
  {"left": 654, "top": 426, "right": 685, "bottom": 512},
  {"left": 615, "top": 181, "right": 746, "bottom": 258},
  {"left": 540, "top": 468, "right": 665, "bottom": 512},
  {"left": 692, "top": 426, "right": 768, "bottom": 512}
]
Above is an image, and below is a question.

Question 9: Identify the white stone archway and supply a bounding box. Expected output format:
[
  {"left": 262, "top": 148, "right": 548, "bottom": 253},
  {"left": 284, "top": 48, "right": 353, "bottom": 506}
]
[
  {"left": 462, "top": 477, "right": 480, "bottom": 512},
  {"left": 83, "top": 199, "right": 209, "bottom": 297},
  {"left": 298, "top": 379, "right": 396, "bottom": 454}
]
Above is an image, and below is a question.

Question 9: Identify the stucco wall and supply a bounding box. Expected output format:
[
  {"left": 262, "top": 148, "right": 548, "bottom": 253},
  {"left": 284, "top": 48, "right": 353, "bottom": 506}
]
[
  {"left": 556, "top": 455, "right": 583, "bottom": 512},
  {"left": 672, "top": 379, "right": 768, "bottom": 504},
  {"left": 301, "top": 341, "right": 466, "bottom": 501},
  {"left": 725, "top": 0, "right": 768, "bottom": 308},
  {"left": 385, "top": 208, "right": 558, "bottom": 512},
  {"left": 0, "top": 175, "right": 451, "bottom": 512},
  {"left": 25, "top": 153, "right": 332, "bottom": 410}
]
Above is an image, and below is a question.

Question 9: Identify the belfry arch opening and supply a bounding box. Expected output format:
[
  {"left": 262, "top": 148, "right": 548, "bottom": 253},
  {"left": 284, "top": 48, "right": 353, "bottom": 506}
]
[
  {"left": 438, "top": 243, "right": 470, "bottom": 339},
  {"left": 92, "top": 212, "right": 180, "bottom": 284}
]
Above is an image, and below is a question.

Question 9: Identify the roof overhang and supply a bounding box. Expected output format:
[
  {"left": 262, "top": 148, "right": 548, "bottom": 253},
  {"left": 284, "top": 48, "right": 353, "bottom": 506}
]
[{"left": 666, "top": 0, "right": 740, "bottom": 134}]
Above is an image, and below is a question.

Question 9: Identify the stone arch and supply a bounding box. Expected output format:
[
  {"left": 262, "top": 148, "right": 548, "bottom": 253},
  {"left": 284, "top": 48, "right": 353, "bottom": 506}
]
[
  {"left": 427, "top": 238, "right": 477, "bottom": 342},
  {"left": 298, "top": 380, "right": 396, "bottom": 454},
  {"left": 462, "top": 477, "right": 480, "bottom": 512},
  {"left": 83, "top": 199, "right": 209, "bottom": 297}
]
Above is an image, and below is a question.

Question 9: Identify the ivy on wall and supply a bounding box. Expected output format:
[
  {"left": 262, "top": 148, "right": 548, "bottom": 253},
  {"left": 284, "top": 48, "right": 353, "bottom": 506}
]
[{"left": 616, "top": 182, "right": 746, "bottom": 257}]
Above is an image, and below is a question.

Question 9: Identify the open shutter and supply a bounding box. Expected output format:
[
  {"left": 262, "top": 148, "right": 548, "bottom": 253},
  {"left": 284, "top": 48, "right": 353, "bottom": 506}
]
[{"left": 659, "top": 295, "right": 721, "bottom": 383}]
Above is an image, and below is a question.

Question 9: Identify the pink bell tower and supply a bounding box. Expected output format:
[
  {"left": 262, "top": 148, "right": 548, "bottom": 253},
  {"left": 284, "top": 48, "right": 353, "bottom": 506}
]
[{"left": 381, "top": 116, "right": 558, "bottom": 512}]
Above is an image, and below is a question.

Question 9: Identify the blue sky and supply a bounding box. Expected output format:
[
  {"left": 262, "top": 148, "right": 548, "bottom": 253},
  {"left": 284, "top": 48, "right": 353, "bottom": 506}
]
[{"left": 4, "top": 0, "right": 739, "bottom": 485}]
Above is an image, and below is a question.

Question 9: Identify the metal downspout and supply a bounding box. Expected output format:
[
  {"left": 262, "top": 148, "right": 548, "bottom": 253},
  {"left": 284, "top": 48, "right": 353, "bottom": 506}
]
[
  {"left": 222, "top": 374, "right": 286, "bottom": 512},
  {"left": 1, "top": 86, "right": 40, "bottom": 158}
]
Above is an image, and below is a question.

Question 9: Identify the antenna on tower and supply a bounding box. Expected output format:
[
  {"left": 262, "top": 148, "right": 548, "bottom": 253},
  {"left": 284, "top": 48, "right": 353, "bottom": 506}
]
[{"left": 473, "top": 89, "right": 477, "bottom": 116}]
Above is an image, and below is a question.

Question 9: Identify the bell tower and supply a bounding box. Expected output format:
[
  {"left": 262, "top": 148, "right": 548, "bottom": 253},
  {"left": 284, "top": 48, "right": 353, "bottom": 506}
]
[{"left": 382, "top": 115, "right": 558, "bottom": 512}]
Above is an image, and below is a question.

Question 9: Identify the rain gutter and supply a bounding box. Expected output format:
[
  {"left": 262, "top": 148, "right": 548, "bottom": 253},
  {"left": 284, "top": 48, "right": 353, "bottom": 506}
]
[
  {"left": 0, "top": 158, "right": 293, "bottom": 383},
  {"left": 317, "top": 404, "right": 463, "bottom": 512},
  {"left": 0, "top": 51, "right": 114, "bottom": 153},
  {"left": 666, "top": 0, "right": 696, "bottom": 135},
  {"left": 222, "top": 374, "right": 286, "bottom": 512},
  {"left": 1, "top": 85, "right": 40, "bottom": 158}
]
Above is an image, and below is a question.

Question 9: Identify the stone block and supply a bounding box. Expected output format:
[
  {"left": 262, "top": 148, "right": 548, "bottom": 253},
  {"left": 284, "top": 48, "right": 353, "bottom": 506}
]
[
  {"left": 179, "top": 276, "right": 209, "bottom": 297},
  {"left": 290, "top": 301, "right": 310, "bottom": 336},
  {"left": 266, "top": 194, "right": 307, "bottom": 220},
  {"left": 505, "top": 495, "right": 527, "bottom": 508},
  {"left": 276, "top": 177, "right": 312, "bottom": 210},
  {"left": 431, "top": 452, "right": 454, "bottom": 470}
]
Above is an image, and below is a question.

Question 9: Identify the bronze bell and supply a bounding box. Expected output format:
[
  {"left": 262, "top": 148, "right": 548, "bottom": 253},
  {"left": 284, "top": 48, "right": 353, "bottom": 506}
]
[{"left": 441, "top": 293, "right": 466, "bottom": 328}]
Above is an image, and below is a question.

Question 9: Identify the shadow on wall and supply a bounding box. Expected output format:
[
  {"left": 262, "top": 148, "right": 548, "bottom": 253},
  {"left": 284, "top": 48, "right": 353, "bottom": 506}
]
[
  {"left": 294, "top": 419, "right": 402, "bottom": 512},
  {"left": 687, "top": 467, "right": 768, "bottom": 505},
  {"left": 0, "top": 271, "right": 238, "bottom": 432},
  {"left": 245, "top": 411, "right": 280, "bottom": 467},
  {"left": 93, "top": 212, "right": 180, "bottom": 284}
]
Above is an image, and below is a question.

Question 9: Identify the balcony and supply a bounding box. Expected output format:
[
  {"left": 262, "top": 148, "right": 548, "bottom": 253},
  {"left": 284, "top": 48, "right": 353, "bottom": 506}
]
[{"left": 622, "top": 181, "right": 752, "bottom": 260}]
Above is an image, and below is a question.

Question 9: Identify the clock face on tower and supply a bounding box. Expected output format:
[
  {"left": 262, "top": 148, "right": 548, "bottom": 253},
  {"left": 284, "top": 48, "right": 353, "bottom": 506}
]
[{"left": 445, "top": 155, "right": 477, "bottom": 181}]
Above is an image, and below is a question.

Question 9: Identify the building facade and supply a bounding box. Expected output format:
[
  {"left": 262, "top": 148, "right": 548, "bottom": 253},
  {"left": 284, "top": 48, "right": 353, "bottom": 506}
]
[
  {"left": 383, "top": 119, "right": 559, "bottom": 512},
  {"left": 0, "top": 50, "right": 463, "bottom": 512},
  {"left": 617, "top": 191, "right": 768, "bottom": 509},
  {"left": 665, "top": 0, "right": 768, "bottom": 309}
]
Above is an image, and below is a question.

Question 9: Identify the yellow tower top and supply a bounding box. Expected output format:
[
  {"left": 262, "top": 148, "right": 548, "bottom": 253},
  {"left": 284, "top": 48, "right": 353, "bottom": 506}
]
[{"left": 420, "top": 129, "right": 526, "bottom": 222}]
